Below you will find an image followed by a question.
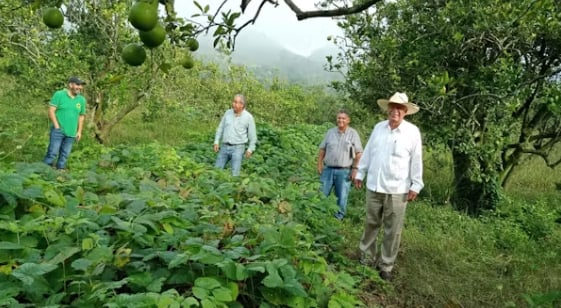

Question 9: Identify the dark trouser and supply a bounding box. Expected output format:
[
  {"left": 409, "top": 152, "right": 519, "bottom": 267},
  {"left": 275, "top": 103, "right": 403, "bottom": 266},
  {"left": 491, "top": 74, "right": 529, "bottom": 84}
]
[{"left": 43, "top": 127, "right": 75, "bottom": 169}]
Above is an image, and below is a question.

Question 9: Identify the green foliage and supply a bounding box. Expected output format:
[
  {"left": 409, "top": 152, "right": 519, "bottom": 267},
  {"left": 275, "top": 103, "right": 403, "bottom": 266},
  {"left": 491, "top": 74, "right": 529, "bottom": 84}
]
[
  {"left": 0, "top": 125, "right": 365, "bottom": 306},
  {"left": 336, "top": 0, "right": 561, "bottom": 214}
]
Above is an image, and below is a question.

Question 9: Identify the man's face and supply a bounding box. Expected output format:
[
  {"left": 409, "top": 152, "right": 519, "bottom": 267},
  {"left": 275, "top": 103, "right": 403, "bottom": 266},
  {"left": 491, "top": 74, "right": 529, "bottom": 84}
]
[
  {"left": 336, "top": 112, "right": 350, "bottom": 129},
  {"left": 232, "top": 97, "right": 244, "bottom": 113},
  {"left": 388, "top": 103, "right": 407, "bottom": 124},
  {"left": 69, "top": 82, "right": 83, "bottom": 95}
]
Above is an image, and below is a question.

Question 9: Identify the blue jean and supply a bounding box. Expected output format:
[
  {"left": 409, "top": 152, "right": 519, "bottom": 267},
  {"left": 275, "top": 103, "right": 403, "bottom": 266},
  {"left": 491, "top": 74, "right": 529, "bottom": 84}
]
[
  {"left": 43, "top": 127, "right": 75, "bottom": 169},
  {"left": 215, "top": 144, "right": 245, "bottom": 176},
  {"left": 320, "top": 167, "right": 352, "bottom": 219}
]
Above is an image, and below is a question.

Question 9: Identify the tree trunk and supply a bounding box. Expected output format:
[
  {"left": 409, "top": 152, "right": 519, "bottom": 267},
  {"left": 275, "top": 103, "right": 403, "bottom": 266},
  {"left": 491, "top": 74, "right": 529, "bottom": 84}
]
[
  {"left": 500, "top": 147, "right": 524, "bottom": 188},
  {"left": 88, "top": 90, "right": 146, "bottom": 144},
  {"left": 451, "top": 149, "right": 501, "bottom": 216}
]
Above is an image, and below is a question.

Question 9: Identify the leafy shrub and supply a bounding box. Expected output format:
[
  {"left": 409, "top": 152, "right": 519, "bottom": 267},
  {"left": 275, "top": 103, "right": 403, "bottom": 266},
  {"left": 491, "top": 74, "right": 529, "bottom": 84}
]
[{"left": 0, "top": 132, "right": 362, "bottom": 306}]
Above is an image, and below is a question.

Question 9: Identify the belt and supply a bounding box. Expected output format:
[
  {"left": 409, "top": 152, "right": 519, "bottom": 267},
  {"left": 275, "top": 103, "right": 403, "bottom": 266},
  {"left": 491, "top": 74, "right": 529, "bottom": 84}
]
[
  {"left": 223, "top": 142, "right": 245, "bottom": 146},
  {"left": 327, "top": 166, "right": 351, "bottom": 169}
]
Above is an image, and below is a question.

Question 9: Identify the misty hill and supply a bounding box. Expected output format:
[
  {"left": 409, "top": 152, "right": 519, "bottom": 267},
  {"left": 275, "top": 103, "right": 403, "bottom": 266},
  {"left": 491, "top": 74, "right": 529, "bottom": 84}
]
[{"left": 195, "top": 29, "right": 342, "bottom": 85}]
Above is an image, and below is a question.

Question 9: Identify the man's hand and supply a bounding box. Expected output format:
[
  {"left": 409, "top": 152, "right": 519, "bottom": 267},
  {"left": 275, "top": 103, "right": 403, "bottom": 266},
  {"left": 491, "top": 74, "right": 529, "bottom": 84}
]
[
  {"left": 76, "top": 131, "right": 82, "bottom": 142},
  {"left": 317, "top": 164, "right": 323, "bottom": 175},
  {"left": 407, "top": 190, "right": 418, "bottom": 201},
  {"left": 245, "top": 150, "right": 252, "bottom": 158},
  {"left": 350, "top": 169, "right": 357, "bottom": 180},
  {"left": 354, "top": 179, "right": 363, "bottom": 189},
  {"left": 213, "top": 144, "right": 219, "bottom": 152}
]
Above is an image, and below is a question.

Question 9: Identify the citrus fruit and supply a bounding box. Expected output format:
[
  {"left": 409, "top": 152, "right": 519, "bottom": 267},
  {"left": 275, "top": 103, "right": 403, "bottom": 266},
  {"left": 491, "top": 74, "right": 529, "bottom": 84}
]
[
  {"left": 186, "top": 38, "right": 199, "bottom": 52},
  {"left": 128, "top": 2, "right": 158, "bottom": 31},
  {"left": 181, "top": 53, "right": 195, "bottom": 69},
  {"left": 122, "top": 43, "right": 147, "bottom": 66},
  {"left": 139, "top": 23, "right": 166, "bottom": 48},
  {"left": 43, "top": 8, "right": 64, "bottom": 29}
]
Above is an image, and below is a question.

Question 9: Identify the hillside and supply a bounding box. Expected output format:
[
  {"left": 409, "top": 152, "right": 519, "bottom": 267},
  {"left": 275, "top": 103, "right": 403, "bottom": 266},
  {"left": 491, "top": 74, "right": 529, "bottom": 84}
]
[{"left": 195, "top": 28, "right": 342, "bottom": 85}]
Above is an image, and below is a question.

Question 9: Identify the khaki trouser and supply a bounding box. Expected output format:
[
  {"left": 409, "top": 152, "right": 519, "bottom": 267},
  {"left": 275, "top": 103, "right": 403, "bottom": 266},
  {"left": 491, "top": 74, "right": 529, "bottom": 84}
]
[{"left": 359, "top": 190, "right": 408, "bottom": 272}]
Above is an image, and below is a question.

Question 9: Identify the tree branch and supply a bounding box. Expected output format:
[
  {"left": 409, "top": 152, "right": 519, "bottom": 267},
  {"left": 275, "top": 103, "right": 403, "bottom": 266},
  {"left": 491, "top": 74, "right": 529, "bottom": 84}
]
[
  {"left": 283, "top": 0, "right": 381, "bottom": 20},
  {"left": 516, "top": 148, "right": 561, "bottom": 168}
]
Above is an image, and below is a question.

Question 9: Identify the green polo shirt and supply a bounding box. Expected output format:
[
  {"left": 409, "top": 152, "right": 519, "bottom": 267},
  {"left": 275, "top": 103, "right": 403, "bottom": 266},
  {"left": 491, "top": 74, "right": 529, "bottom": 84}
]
[{"left": 50, "top": 89, "right": 86, "bottom": 137}]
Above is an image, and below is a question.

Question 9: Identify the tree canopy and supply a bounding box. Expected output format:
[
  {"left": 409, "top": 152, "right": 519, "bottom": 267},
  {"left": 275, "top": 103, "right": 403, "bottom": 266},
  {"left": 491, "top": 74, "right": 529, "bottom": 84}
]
[{"left": 335, "top": 0, "right": 561, "bottom": 214}]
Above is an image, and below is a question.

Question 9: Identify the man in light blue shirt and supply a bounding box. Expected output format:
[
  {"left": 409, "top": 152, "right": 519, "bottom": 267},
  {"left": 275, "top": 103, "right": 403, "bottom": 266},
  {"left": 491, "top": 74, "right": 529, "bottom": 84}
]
[
  {"left": 354, "top": 92, "right": 423, "bottom": 281},
  {"left": 213, "top": 94, "right": 257, "bottom": 176}
]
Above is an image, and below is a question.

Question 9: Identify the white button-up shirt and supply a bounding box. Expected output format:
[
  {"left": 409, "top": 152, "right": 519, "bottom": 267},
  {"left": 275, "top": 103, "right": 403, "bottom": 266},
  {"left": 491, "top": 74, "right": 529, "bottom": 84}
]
[{"left": 356, "top": 119, "right": 424, "bottom": 194}]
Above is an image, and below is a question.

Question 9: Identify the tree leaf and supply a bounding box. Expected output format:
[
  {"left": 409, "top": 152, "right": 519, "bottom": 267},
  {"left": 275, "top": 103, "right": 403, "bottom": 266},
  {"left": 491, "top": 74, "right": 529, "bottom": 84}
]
[
  {"left": 12, "top": 263, "right": 58, "bottom": 285},
  {"left": 0, "top": 241, "right": 24, "bottom": 250},
  {"left": 195, "top": 277, "right": 221, "bottom": 290},
  {"left": 70, "top": 258, "right": 92, "bottom": 271}
]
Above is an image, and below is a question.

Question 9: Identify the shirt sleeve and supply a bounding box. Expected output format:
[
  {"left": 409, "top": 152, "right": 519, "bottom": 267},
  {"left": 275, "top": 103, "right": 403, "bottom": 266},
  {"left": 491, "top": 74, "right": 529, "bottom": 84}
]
[
  {"left": 80, "top": 97, "right": 87, "bottom": 115},
  {"left": 50, "top": 91, "right": 61, "bottom": 108},
  {"left": 356, "top": 127, "right": 375, "bottom": 181},
  {"left": 247, "top": 114, "right": 257, "bottom": 152},
  {"left": 409, "top": 128, "right": 424, "bottom": 193},
  {"left": 352, "top": 129, "right": 363, "bottom": 153}
]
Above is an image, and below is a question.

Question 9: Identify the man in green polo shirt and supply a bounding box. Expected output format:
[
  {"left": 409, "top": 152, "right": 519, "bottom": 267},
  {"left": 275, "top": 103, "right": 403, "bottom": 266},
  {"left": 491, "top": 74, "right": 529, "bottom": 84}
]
[{"left": 43, "top": 76, "right": 87, "bottom": 170}]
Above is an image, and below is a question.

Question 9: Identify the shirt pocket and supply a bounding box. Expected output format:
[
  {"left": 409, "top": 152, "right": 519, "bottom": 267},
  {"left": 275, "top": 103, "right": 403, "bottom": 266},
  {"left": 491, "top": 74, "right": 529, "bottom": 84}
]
[{"left": 391, "top": 140, "right": 411, "bottom": 173}]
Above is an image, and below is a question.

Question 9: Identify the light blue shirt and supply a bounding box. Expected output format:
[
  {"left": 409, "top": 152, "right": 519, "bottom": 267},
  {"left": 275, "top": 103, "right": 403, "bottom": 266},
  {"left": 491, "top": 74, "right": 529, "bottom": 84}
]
[
  {"left": 356, "top": 119, "right": 424, "bottom": 194},
  {"left": 214, "top": 109, "right": 257, "bottom": 152}
]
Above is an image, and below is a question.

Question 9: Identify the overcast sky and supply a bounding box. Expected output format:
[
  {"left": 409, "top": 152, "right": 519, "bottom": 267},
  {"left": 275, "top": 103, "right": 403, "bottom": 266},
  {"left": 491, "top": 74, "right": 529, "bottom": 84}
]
[{"left": 175, "top": 1, "right": 342, "bottom": 56}]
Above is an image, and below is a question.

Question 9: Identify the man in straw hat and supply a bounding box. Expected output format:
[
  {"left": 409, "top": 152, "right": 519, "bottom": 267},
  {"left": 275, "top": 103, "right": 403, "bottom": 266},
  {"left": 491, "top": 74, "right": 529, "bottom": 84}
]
[{"left": 354, "top": 92, "right": 424, "bottom": 281}]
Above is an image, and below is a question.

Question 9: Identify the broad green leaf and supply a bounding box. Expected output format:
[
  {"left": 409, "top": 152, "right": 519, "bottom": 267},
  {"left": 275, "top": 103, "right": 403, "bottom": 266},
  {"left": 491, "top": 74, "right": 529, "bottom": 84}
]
[
  {"left": 262, "top": 271, "right": 283, "bottom": 288},
  {"left": 12, "top": 263, "right": 58, "bottom": 285},
  {"left": 212, "top": 286, "right": 233, "bottom": 302},
  {"left": 87, "top": 246, "right": 113, "bottom": 262},
  {"left": 192, "top": 286, "right": 209, "bottom": 300},
  {"left": 0, "top": 241, "right": 24, "bottom": 250},
  {"left": 147, "top": 277, "right": 166, "bottom": 293},
  {"left": 47, "top": 246, "right": 80, "bottom": 265},
  {"left": 82, "top": 238, "right": 94, "bottom": 250},
  {"left": 195, "top": 277, "right": 221, "bottom": 290},
  {"left": 246, "top": 263, "right": 266, "bottom": 274},
  {"left": 283, "top": 279, "right": 308, "bottom": 297},
  {"left": 227, "top": 282, "right": 239, "bottom": 300},
  {"left": 168, "top": 253, "right": 189, "bottom": 269},
  {"left": 181, "top": 297, "right": 200, "bottom": 307},
  {"left": 43, "top": 188, "right": 66, "bottom": 207},
  {"left": 21, "top": 186, "right": 43, "bottom": 199},
  {"left": 200, "top": 298, "right": 216, "bottom": 308},
  {"left": 128, "top": 272, "right": 153, "bottom": 287},
  {"left": 162, "top": 222, "right": 174, "bottom": 234},
  {"left": 0, "top": 281, "right": 20, "bottom": 299},
  {"left": 71, "top": 258, "right": 92, "bottom": 271},
  {"left": 278, "top": 264, "right": 297, "bottom": 280}
]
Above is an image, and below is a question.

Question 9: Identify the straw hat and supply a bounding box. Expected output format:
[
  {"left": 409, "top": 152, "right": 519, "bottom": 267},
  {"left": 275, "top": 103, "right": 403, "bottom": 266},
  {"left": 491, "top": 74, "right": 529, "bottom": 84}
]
[{"left": 377, "top": 92, "right": 419, "bottom": 115}]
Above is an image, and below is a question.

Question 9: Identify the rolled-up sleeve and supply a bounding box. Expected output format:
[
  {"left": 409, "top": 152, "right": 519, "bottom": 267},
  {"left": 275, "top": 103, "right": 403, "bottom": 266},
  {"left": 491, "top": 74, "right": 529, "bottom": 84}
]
[
  {"left": 247, "top": 115, "right": 257, "bottom": 152},
  {"left": 409, "top": 130, "right": 424, "bottom": 193}
]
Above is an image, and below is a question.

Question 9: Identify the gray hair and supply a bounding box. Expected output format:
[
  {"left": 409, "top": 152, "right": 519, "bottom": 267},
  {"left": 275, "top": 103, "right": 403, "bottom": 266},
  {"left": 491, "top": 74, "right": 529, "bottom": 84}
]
[
  {"left": 234, "top": 94, "right": 246, "bottom": 106},
  {"left": 337, "top": 109, "right": 350, "bottom": 118}
]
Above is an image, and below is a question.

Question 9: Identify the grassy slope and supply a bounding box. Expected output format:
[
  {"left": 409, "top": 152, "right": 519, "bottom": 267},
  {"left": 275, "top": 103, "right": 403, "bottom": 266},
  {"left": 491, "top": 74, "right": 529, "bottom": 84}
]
[{"left": 1, "top": 82, "right": 561, "bottom": 307}]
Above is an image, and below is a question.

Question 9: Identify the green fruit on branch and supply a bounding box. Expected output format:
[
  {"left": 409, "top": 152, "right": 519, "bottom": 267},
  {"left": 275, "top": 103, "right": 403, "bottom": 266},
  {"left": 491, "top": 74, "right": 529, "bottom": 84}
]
[
  {"left": 122, "top": 43, "right": 147, "bottom": 66},
  {"left": 139, "top": 23, "right": 166, "bottom": 48},
  {"left": 181, "top": 53, "right": 195, "bottom": 69},
  {"left": 128, "top": 2, "right": 158, "bottom": 31},
  {"left": 43, "top": 7, "right": 64, "bottom": 29},
  {"left": 186, "top": 38, "right": 199, "bottom": 52}
]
